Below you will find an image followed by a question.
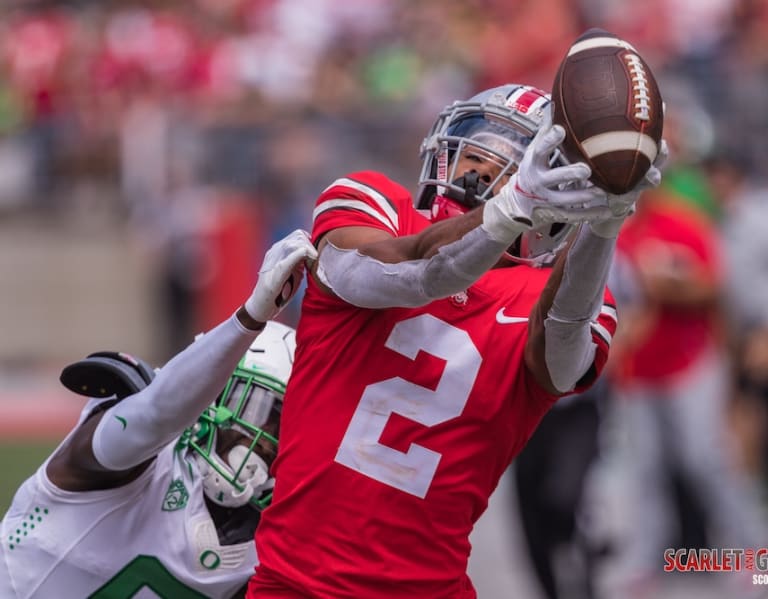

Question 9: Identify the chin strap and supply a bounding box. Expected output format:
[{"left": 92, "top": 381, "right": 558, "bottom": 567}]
[
  {"left": 196, "top": 438, "right": 273, "bottom": 508},
  {"left": 430, "top": 174, "right": 490, "bottom": 223},
  {"left": 443, "top": 172, "right": 488, "bottom": 207}
]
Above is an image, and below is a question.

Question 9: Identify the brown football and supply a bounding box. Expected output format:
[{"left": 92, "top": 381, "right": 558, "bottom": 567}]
[{"left": 552, "top": 28, "right": 664, "bottom": 195}]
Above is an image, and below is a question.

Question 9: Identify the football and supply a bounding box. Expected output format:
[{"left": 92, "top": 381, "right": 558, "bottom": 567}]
[{"left": 552, "top": 28, "right": 664, "bottom": 195}]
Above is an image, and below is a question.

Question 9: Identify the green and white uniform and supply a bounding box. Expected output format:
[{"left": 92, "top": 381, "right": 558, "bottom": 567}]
[{"left": 0, "top": 401, "right": 256, "bottom": 599}]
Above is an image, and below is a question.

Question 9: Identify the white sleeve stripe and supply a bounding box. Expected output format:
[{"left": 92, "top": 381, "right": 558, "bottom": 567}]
[
  {"left": 322, "top": 177, "right": 399, "bottom": 230},
  {"left": 313, "top": 199, "right": 398, "bottom": 235},
  {"left": 591, "top": 321, "right": 612, "bottom": 346},
  {"left": 600, "top": 304, "right": 618, "bottom": 322}
]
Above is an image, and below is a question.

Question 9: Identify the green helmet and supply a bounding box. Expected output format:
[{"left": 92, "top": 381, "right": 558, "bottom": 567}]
[{"left": 179, "top": 321, "right": 296, "bottom": 510}]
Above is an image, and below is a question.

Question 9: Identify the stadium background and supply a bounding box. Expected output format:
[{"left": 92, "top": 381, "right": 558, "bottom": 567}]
[{"left": 1, "top": 1, "right": 767, "bottom": 598}]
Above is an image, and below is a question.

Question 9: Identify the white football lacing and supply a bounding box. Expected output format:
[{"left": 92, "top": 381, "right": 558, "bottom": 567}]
[{"left": 625, "top": 53, "right": 651, "bottom": 121}]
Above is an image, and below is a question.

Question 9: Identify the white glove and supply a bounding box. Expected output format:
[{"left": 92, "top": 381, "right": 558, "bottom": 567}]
[
  {"left": 590, "top": 139, "right": 669, "bottom": 238},
  {"left": 482, "top": 112, "right": 610, "bottom": 243},
  {"left": 244, "top": 229, "right": 318, "bottom": 322}
]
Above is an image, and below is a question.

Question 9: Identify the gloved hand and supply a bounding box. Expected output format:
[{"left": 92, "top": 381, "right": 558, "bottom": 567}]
[
  {"left": 589, "top": 139, "right": 669, "bottom": 238},
  {"left": 244, "top": 229, "right": 318, "bottom": 322},
  {"left": 482, "top": 111, "right": 610, "bottom": 244}
]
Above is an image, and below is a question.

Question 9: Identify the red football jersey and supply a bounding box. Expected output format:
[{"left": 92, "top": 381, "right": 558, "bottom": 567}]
[
  {"left": 250, "top": 172, "right": 616, "bottom": 598},
  {"left": 614, "top": 195, "right": 722, "bottom": 382}
]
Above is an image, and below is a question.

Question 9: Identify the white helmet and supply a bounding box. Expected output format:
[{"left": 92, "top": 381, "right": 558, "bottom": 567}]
[
  {"left": 180, "top": 321, "right": 296, "bottom": 510},
  {"left": 416, "top": 83, "right": 575, "bottom": 267}
]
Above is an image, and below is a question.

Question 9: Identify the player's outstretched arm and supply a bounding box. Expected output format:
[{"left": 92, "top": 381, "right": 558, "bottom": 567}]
[
  {"left": 525, "top": 147, "right": 666, "bottom": 394},
  {"left": 314, "top": 117, "right": 609, "bottom": 309},
  {"left": 46, "top": 230, "right": 316, "bottom": 491}
]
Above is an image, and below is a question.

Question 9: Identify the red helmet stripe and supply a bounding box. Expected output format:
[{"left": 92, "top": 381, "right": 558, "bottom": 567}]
[{"left": 505, "top": 86, "right": 550, "bottom": 116}]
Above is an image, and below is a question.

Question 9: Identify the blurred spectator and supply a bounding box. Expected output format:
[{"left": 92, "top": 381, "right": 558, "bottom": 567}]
[
  {"left": 2, "top": 8, "right": 77, "bottom": 206},
  {"left": 475, "top": 0, "right": 585, "bottom": 92},
  {"left": 713, "top": 152, "right": 768, "bottom": 488},
  {"left": 604, "top": 164, "right": 766, "bottom": 598}
]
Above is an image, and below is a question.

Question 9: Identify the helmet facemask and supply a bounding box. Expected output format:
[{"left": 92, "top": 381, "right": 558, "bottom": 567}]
[
  {"left": 191, "top": 375, "right": 281, "bottom": 510},
  {"left": 419, "top": 112, "right": 531, "bottom": 216},
  {"left": 416, "top": 84, "right": 576, "bottom": 267},
  {"left": 178, "top": 321, "right": 295, "bottom": 510}
]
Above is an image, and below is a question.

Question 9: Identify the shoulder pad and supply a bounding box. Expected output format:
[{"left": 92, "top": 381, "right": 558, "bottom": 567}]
[{"left": 59, "top": 351, "right": 156, "bottom": 400}]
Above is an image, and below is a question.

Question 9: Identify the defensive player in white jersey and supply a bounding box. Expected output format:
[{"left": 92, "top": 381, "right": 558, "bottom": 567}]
[
  {"left": 249, "top": 85, "right": 666, "bottom": 598},
  {"left": 0, "top": 229, "right": 316, "bottom": 599}
]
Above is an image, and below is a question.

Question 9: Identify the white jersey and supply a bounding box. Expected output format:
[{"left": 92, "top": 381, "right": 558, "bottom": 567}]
[{"left": 0, "top": 400, "right": 257, "bottom": 599}]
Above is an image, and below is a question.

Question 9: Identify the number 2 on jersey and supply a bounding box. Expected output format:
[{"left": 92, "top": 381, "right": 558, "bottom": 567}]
[{"left": 334, "top": 314, "right": 481, "bottom": 498}]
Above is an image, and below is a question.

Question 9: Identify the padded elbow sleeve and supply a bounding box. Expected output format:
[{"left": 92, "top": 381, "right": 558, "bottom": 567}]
[
  {"left": 544, "top": 317, "right": 597, "bottom": 393},
  {"left": 316, "top": 227, "right": 507, "bottom": 309},
  {"left": 544, "top": 225, "right": 615, "bottom": 392},
  {"left": 549, "top": 224, "right": 615, "bottom": 324}
]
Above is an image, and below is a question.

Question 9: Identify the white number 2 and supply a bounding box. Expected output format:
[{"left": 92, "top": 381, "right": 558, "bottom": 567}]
[{"left": 334, "top": 314, "right": 481, "bottom": 498}]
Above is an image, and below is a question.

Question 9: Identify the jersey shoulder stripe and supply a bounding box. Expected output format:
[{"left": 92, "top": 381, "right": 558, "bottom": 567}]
[
  {"left": 314, "top": 173, "right": 405, "bottom": 235},
  {"left": 590, "top": 302, "right": 618, "bottom": 347},
  {"left": 313, "top": 198, "right": 397, "bottom": 234}
]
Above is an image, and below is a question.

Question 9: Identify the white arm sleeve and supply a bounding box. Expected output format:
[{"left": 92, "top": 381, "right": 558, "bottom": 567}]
[
  {"left": 544, "top": 224, "right": 616, "bottom": 392},
  {"left": 316, "top": 226, "right": 509, "bottom": 308},
  {"left": 92, "top": 313, "right": 259, "bottom": 470}
]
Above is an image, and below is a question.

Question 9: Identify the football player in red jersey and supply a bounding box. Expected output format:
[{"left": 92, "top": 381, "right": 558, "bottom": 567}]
[{"left": 248, "top": 84, "right": 665, "bottom": 599}]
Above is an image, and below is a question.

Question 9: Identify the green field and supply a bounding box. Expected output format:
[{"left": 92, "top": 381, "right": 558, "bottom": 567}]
[{"left": 0, "top": 441, "right": 60, "bottom": 515}]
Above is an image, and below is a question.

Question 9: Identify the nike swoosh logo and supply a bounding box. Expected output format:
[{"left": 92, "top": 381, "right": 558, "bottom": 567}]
[
  {"left": 496, "top": 308, "right": 529, "bottom": 324},
  {"left": 114, "top": 415, "right": 127, "bottom": 430}
]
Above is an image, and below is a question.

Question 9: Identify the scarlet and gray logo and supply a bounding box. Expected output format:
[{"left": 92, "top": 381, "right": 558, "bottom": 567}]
[{"left": 664, "top": 547, "right": 768, "bottom": 585}]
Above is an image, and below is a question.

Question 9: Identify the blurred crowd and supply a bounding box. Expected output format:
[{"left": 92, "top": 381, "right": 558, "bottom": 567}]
[
  {"left": 4, "top": 0, "right": 768, "bottom": 224},
  {"left": 3, "top": 0, "right": 768, "bottom": 597}
]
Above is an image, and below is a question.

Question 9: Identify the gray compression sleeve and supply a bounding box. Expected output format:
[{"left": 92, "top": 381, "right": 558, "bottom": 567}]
[
  {"left": 92, "top": 313, "right": 258, "bottom": 470},
  {"left": 544, "top": 225, "right": 615, "bottom": 392},
  {"left": 316, "top": 226, "right": 508, "bottom": 309}
]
